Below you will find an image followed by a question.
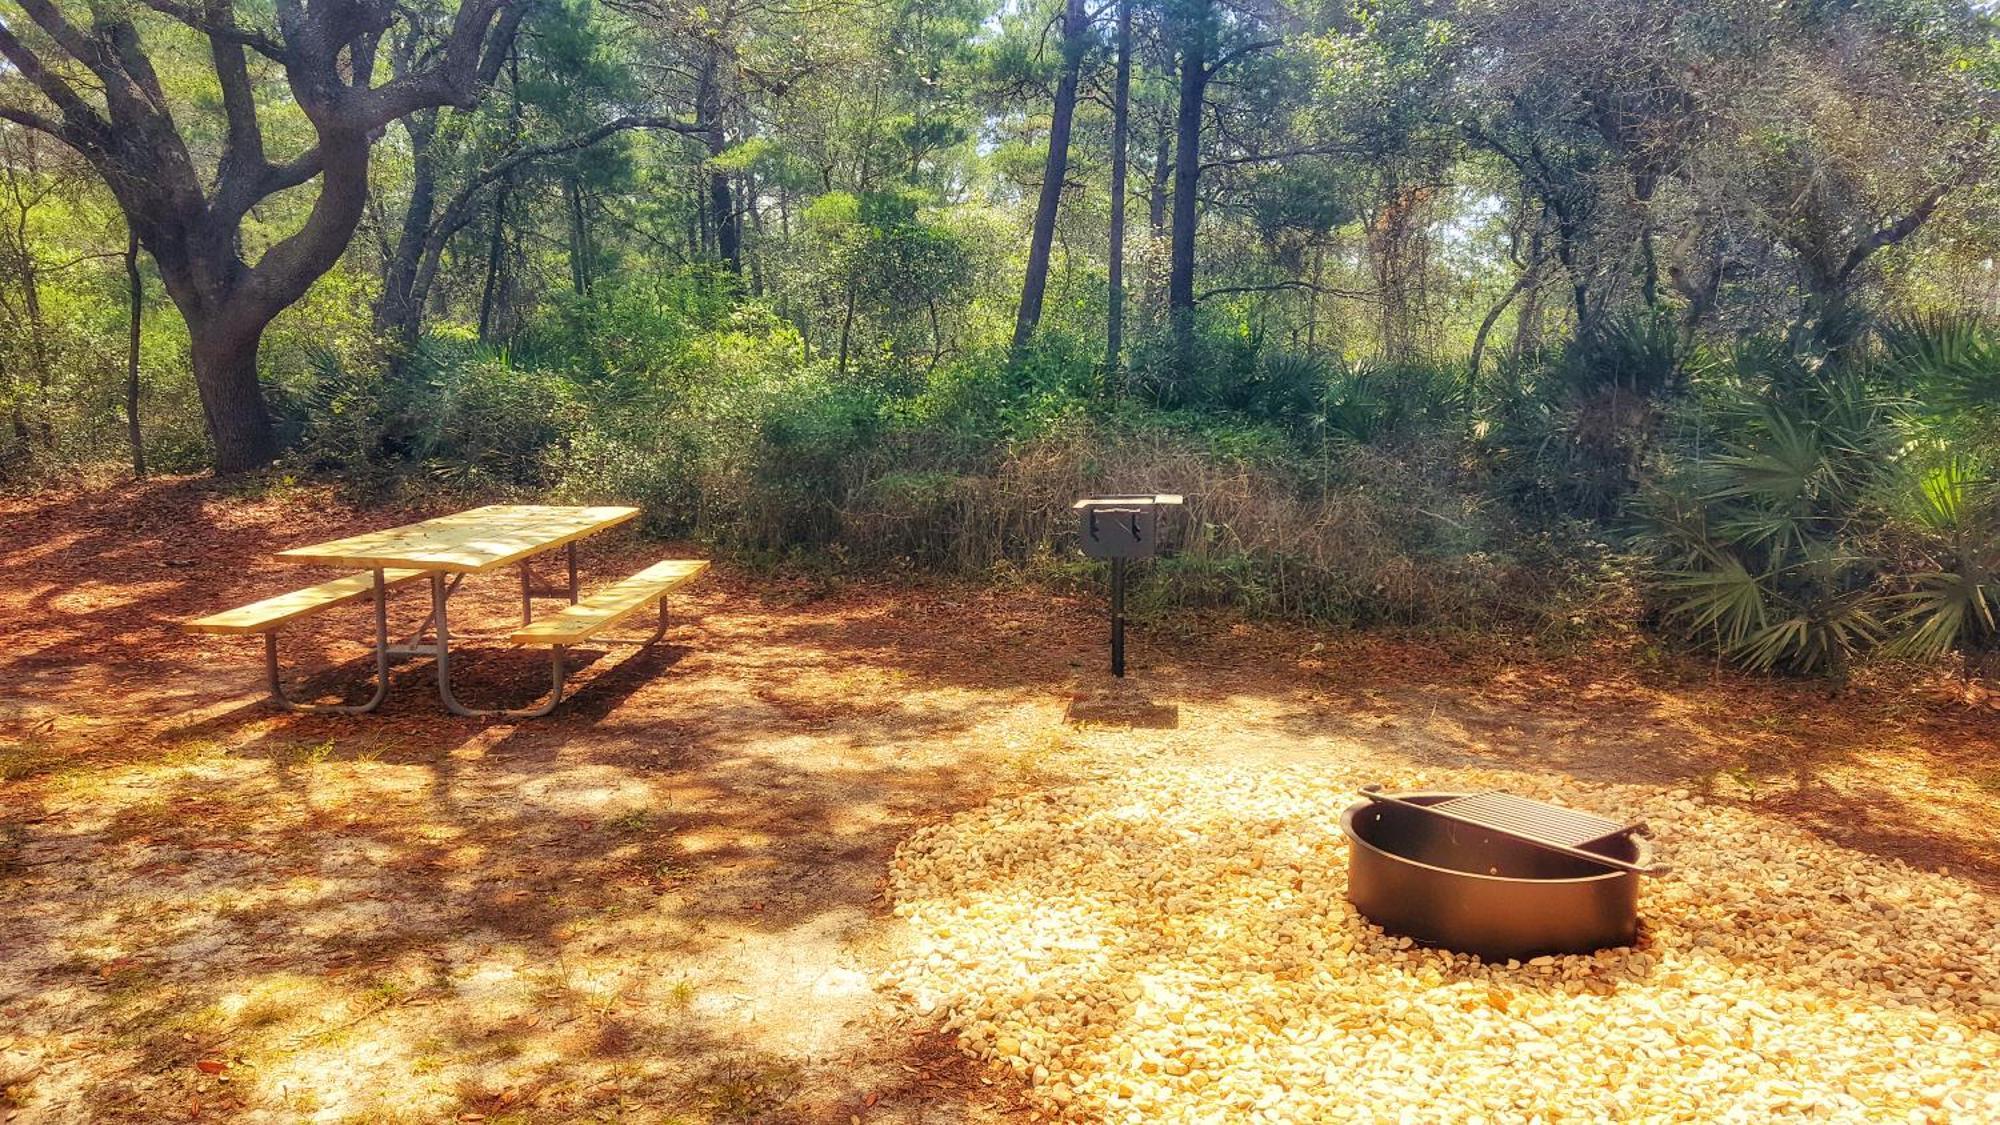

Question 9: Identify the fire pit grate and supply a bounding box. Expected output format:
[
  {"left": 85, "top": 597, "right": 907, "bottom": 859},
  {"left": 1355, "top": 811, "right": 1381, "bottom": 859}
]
[
  {"left": 1428, "top": 792, "right": 1632, "bottom": 850},
  {"left": 1358, "top": 785, "right": 1669, "bottom": 876}
]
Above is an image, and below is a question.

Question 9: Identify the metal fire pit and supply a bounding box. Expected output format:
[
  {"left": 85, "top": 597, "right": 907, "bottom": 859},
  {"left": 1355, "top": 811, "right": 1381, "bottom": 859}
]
[{"left": 1340, "top": 789, "right": 1660, "bottom": 960}]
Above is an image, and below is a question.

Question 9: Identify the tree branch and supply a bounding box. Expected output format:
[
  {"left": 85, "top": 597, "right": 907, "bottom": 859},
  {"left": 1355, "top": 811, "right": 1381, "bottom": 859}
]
[
  {"left": 1196, "top": 279, "right": 1376, "bottom": 303},
  {"left": 0, "top": 18, "right": 107, "bottom": 141},
  {"left": 1834, "top": 179, "right": 1957, "bottom": 285},
  {"left": 409, "top": 113, "right": 709, "bottom": 302},
  {"left": 11, "top": 0, "right": 111, "bottom": 78},
  {"left": 1200, "top": 144, "right": 1357, "bottom": 171},
  {"left": 210, "top": 19, "right": 268, "bottom": 196},
  {"left": 449, "top": 112, "right": 708, "bottom": 206},
  {"left": 343, "top": 0, "right": 522, "bottom": 125},
  {"left": 1206, "top": 37, "right": 1279, "bottom": 76},
  {"left": 0, "top": 104, "right": 65, "bottom": 137},
  {"left": 138, "top": 0, "right": 289, "bottom": 60}
]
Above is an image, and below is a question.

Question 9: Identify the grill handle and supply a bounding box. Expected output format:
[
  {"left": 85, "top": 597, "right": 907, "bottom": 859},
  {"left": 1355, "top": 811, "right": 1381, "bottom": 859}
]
[{"left": 1357, "top": 785, "right": 1671, "bottom": 877}]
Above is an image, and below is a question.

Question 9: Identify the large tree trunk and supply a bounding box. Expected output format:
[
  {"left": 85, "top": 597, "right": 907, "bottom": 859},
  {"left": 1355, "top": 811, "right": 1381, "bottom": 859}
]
[
  {"left": 186, "top": 314, "right": 278, "bottom": 473},
  {"left": 1167, "top": 5, "right": 1211, "bottom": 340},
  {"left": 1011, "top": 0, "right": 1089, "bottom": 353},
  {"left": 0, "top": 0, "right": 526, "bottom": 473},
  {"left": 1106, "top": 0, "right": 1132, "bottom": 380}
]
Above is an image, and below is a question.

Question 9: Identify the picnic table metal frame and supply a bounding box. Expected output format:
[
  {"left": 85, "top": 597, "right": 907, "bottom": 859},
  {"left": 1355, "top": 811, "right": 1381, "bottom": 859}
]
[
  {"left": 261, "top": 572, "right": 394, "bottom": 715},
  {"left": 271, "top": 505, "right": 641, "bottom": 717}
]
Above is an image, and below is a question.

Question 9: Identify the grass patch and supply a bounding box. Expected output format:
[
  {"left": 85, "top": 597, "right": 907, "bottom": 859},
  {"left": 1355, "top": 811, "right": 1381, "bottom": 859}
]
[{"left": 0, "top": 738, "right": 73, "bottom": 783}]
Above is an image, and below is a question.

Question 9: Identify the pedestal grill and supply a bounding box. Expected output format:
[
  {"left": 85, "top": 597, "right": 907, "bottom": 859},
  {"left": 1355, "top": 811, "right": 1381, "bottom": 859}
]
[{"left": 1073, "top": 494, "right": 1182, "bottom": 677}]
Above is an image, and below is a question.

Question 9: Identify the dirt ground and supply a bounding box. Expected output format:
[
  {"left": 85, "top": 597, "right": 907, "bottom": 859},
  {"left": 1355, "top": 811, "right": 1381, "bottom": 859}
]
[{"left": 3, "top": 477, "right": 1998, "bottom": 1123}]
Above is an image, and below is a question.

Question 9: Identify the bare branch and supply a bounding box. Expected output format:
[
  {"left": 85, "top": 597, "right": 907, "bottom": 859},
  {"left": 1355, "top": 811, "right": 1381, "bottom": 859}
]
[
  {"left": 1206, "top": 37, "right": 1279, "bottom": 76},
  {"left": 0, "top": 104, "right": 65, "bottom": 137},
  {"left": 1834, "top": 179, "right": 1956, "bottom": 285},
  {"left": 1200, "top": 144, "right": 1357, "bottom": 171},
  {"left": 11, "top": 0, "right": 110, "bottom": 77},
  {"left": 139, "top": 0, "right": 289, "bottom": 60},
  {"left": 434, "top": 112, "right": 707, "bottom": 229},
  {"left": 0, "top": 18, "right": 107, "bottom": 140},
  {"left": 1197, "top": 279, "right": 1377, "bottom": 303}
]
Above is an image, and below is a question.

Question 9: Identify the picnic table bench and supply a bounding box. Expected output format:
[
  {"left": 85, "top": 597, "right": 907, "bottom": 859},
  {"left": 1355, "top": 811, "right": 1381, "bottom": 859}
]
[{"left": 185, "top": 504, "right": 707, "bottom": 718}]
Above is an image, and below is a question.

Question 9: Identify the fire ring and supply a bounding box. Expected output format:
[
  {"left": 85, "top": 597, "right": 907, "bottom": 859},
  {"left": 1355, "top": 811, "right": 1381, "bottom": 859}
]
[{"left": 1340, "top": 790, "right": 1659, "bottom": 960}]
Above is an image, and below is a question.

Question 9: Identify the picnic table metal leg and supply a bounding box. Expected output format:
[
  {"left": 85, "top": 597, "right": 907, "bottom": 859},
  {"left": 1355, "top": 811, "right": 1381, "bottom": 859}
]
[
  {"left": 432, "top": 570, "right": 567, "bottom": 719},
  {"left": 519, "top": 559, "right": 533, "bottom": 625},
  {"left": 262, "top": 567, "right": 392, "bottom": 714},
  {"left": 389, "top": 572, "right": 460, "bottom": 657},
  {"left": 567, "top": 542, "right": 579, "bottom": 604}
]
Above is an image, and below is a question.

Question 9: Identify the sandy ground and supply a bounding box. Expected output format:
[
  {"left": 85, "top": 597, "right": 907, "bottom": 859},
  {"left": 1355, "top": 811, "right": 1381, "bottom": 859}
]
[{"left": 2, "top": 477, "right": 1997, "bottom": 1123}]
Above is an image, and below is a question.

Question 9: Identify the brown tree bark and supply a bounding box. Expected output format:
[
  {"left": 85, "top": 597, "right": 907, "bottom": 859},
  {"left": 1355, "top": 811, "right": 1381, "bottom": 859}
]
[
  {"left": 1166, "top": 6, "right": 1211, "bottom": 330},
  {"left": 1105, "top": 0, "right": 1132, "bottom": 379},
  {"left": 1012, "top": 0, "right": 1090, "bottom": 353},
  {"left": 124, "top": 225, "right": 145, "bottom": 477},
  {"left": 0, "top": 0, "right": 528, "bottom": 471}
]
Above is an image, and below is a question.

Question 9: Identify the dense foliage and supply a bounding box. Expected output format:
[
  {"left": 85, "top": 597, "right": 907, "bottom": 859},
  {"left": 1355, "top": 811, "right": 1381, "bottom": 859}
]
[{"left": 2, "top": 0, "right": 1998, "bottom": 675}]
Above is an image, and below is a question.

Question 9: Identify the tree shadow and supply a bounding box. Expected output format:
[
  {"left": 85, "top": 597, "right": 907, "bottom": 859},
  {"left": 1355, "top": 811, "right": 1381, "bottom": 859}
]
[{"left": 6, "top": 476, "right": 2000, "bottom": 1118}]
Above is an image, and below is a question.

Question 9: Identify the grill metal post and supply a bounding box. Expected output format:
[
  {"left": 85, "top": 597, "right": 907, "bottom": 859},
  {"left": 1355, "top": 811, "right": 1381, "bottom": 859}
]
[{"left": 1111, "top": 557, "right": 1127, "bottom": 678}]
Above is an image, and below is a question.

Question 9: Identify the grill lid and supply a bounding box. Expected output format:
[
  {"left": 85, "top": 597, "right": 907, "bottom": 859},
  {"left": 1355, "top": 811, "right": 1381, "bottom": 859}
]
[{"left": 1357, "top": 785, "right": 1670, "bottom": 876}]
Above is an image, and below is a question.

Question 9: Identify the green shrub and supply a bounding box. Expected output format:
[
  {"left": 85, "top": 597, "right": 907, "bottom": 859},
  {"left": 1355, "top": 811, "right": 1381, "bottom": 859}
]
[{"left": 282, "top": 342, "right": 580, "bottom": 492}]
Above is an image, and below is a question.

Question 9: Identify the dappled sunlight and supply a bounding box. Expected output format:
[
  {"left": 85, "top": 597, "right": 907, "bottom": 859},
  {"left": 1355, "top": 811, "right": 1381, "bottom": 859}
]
[
  {"left": 890, "top": 761, "right": 2000, "bottom": 1122},
  {"left": 7, "top": 480, "right": 2000, "bottom": 1119}
]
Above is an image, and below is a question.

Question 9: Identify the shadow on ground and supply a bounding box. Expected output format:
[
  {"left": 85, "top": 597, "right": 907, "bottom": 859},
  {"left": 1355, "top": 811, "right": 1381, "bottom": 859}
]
[{"left": 3, "top": 476, "right": 1998, "bottom": 1121}]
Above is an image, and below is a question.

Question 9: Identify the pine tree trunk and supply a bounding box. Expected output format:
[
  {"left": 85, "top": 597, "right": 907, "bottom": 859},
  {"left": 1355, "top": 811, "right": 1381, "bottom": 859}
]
[
  {"left": 1106, "top": 0, "right": 1132, "bottom": 381},
  {"left": 1149, "top": 126, "right": 1171, "bottom": 235},
  {"left": 478, "top": 181, "right": 512, "bottom": 342},
  {"left": 1168, "top": 7, "right": 1211, "bottom": 343},
  {"left": 1012, "top": 0, "right": 1089, "bottom": 353}
]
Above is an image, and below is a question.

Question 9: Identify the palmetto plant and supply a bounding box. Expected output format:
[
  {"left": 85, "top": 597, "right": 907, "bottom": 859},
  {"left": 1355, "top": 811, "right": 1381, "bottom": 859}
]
[
  {"left": 1883, "top": 454, "right": 2000, "bottom": 673},
  {"left": 1637, "top": 313, "right": 2000, "bottom": 677},
  {"left": 1876, "top": 316, "right": 2000, "bottom": 674},
  {"left": 1880, "top": 314, "right": 2000, "bottom": 424},
  {"left": 1635, "top": 367, "right": 1894, "bottom": 675}
]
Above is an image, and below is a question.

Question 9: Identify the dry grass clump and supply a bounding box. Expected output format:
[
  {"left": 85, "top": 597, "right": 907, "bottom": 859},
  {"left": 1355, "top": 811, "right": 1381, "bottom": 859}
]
[
  {"left": 887, "top": 763, "right": 2000, "bottom": 1122},
  {"left": 841, "top": 426, "right": 1551, "bottom": 628}
]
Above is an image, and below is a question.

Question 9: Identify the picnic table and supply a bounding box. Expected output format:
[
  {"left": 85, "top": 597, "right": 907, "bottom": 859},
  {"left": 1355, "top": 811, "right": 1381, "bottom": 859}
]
[{"left": 187, "top": 504, "right": 708, "bottom": 718}]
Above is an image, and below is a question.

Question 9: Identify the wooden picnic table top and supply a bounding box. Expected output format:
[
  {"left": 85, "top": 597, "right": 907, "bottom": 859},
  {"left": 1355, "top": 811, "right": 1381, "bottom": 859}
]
[{"left": 275, "top": 504, "right": 640, "bottom": 573}]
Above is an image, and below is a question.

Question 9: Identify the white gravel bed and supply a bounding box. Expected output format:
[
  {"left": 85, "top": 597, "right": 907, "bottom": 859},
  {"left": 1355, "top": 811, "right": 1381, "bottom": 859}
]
[{"left": 887, "top": 762, "right": 2000, "bottom": 1123}]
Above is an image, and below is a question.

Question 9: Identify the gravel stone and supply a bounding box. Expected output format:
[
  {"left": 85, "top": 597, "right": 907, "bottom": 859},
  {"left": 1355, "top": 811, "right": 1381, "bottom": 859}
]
[{"left": 887, "top": 763, "right": 2000, "bottom": 1122}]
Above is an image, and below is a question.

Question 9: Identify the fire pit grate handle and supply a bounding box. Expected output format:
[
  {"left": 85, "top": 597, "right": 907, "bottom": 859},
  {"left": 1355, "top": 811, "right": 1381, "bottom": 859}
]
[{"left": 1357, "top": 785, "right": 1671, "bottom": 877}]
